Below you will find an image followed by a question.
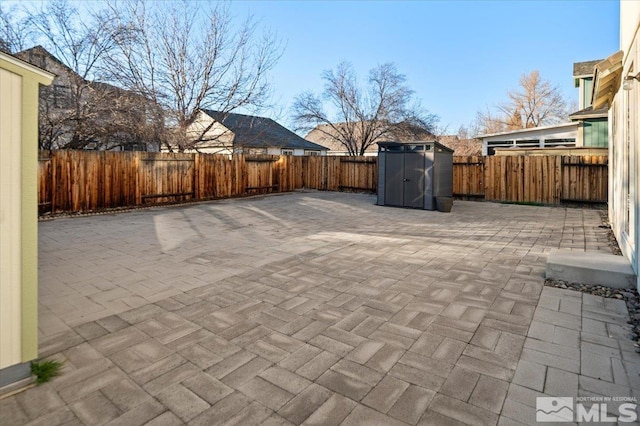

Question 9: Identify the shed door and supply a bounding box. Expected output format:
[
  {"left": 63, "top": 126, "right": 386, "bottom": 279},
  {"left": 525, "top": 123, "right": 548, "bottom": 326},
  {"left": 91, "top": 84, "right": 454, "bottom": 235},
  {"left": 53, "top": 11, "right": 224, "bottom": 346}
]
[
  {"left": 384, "top": 153, "right": 404, "bottom": 206},
  {"left": 403, "top": 153, "right": 425, "bottom": 208}
]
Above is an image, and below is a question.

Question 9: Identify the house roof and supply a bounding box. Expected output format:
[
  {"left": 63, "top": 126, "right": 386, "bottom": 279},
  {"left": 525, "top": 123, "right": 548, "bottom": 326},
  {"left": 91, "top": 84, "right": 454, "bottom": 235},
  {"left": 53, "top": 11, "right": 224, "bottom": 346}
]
[
  {"left": 436, "top": 135, "right": 482, "bottom": 156},
  {"left": 305, "top": 122, "right": 434, "bottom": 153},
  {"left": 568, "top": 106, "right": 609, "bottom": 120},
  {"left": 201, "top": 110, "right": 327, "bottom": 151},
  {"left": 476, "top": 122, "right": 578, "bottom": 139},
  {"left": 573, "top": 59, "right": 603, "bottom": 77},
  {"left": 16, "top": 45, "right": 154, "bottom": 106},
  {"left": 15, "top": 45, "right": 76, "bottom": 80}
]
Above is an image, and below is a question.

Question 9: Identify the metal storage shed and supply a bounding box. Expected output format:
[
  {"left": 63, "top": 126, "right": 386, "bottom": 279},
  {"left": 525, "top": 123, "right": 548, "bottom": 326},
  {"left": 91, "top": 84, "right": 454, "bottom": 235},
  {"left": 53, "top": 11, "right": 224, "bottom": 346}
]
[{"left": 377, "top": 141, "right": 453, "bottom": 210}]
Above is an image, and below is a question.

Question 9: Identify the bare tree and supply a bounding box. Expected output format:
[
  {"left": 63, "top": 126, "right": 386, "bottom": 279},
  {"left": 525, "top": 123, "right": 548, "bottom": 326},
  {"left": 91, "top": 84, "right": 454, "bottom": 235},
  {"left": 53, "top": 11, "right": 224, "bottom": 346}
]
[
  {"left": 101, "top": 0, "right": 282, "bottom": 151},
  {"left": 474, "top": 70, "right": 568, "bottom": 134},
  {"left": 456, "top": 124, "right": 470, "bottom": 140},
  {"left": 501, "top": 70, "right": 567, "bottom": 128},
  {"left": 15, "top": 0, "right": 112, "bottom": 149},
  {"left": 13, "top": 0, "right": 161, "bottom": 150},
  {"left": 292, "top": 62, "right": 438, "bottom": 156},
  {"left": 0, "top": 3, "right": 35, "bottom": 53},
  {"left": 474, "top": 107, "right": 513, "bottom": 135}
]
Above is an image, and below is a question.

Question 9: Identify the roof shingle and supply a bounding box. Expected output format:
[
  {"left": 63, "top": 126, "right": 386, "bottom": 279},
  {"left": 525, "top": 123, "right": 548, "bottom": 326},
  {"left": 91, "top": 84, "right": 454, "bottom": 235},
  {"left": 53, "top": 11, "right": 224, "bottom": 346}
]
[
  {"left": 573, "top": 60, "right": 602, "bottom": 77},
  {"left": 202, "top": 110, "right": 327, "bottom": 151}
]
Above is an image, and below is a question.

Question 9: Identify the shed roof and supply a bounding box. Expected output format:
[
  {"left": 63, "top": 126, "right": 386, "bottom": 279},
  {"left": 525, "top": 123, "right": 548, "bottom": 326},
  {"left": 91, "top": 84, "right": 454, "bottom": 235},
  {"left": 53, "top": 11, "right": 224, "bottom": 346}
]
[
  {"left": 378, "top": 140, "right": 454, "bottom": 153},
  {"left": 202, "top": 110, "right": 327, "bottom": 151},
  {"left": 0, "top": 50, "right": 55, "bottom": 83}
]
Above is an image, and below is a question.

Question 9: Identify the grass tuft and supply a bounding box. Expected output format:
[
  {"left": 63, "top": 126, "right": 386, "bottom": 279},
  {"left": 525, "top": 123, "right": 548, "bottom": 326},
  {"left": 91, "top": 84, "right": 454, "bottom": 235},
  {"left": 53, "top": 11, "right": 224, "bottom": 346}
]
[{"left": 31, "top": 359, "right": 63, "bottom": 385}]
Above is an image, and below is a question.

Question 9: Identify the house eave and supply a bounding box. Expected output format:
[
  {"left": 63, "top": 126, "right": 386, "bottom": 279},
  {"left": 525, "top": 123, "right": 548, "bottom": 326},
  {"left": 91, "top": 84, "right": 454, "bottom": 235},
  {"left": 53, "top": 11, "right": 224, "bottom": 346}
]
[
  {"left": 591, "top": 50, "right": 624, "bottom": 110},
  {"left": 569, "top": 113, "right": 609, "bottom": 120},
  {"left": 475, "top": 122, "right": 578, "bottom": 139}
]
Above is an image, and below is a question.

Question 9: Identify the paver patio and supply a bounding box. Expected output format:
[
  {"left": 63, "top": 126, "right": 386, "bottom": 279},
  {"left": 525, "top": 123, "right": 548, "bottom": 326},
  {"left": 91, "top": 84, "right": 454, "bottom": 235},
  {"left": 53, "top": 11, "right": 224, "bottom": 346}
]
[{"left": 1, "top": 192, "right": 638, "bottom": 425}]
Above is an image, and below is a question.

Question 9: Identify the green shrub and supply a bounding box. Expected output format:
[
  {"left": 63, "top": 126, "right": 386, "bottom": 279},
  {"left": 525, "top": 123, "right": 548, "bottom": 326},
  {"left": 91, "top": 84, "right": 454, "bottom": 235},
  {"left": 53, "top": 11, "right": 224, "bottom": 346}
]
[{"left": 31, "top": 359, "right": 63, "bottom": 385}]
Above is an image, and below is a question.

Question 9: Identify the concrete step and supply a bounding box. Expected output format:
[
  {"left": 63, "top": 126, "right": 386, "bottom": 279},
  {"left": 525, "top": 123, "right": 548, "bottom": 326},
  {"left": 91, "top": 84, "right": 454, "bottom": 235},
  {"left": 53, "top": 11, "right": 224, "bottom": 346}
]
[{"left": 545, "top": 249, "right": 636, "bottom": 289}]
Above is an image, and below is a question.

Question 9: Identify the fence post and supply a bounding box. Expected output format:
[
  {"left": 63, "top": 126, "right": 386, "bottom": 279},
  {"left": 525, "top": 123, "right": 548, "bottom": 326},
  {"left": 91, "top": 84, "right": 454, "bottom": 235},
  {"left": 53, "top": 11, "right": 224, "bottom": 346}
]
[
  {"left": 193, "top": 153, "right": 200, "bottom": 200},
  {"left": 483, "top": 156, "right": 491, "bottom": 201},
  {"left": 555, "top": 155, "right": 563, "bottom": 203},
  {"left": 134, "top": 151, "right": 141, "bottom": 205},
  {"left": 50, "top": 151, "right": 56, "bottom": 214}
]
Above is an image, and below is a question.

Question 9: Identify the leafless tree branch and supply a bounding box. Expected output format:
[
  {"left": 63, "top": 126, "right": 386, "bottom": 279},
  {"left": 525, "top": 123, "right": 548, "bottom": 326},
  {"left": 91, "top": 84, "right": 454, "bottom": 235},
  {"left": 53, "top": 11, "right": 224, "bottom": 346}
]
[
  {"left": 474, "top": 70, "right": 569, "bottom": 134},
  {"left": 101, "top": 0, "right": 282, "bottom": 151},
  {"left": 292, "top": 62, "right": 438, "bottom": 156},
  {"left": 0, "top": 3, "right": 35, "bottom": 53}
]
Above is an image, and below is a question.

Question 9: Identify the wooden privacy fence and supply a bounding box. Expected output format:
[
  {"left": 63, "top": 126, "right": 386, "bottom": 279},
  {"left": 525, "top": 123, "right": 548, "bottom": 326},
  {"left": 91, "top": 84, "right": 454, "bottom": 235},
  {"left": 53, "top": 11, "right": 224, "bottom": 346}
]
[
  {"left": 38, "top": 151, "right": 607, "bottom": 215},
  {"left": 38, "top": 151, "right": 377, "bottom": 214},
  {"left": 453, "top": 155, "right": 608, "bottom": 204}
]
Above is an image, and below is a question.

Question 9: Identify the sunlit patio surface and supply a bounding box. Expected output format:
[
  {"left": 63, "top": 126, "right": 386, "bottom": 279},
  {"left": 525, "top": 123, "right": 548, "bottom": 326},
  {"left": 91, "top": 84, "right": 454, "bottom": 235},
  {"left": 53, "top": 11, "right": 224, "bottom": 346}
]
[{"left": 2, "top": 192, "right": 638, "bottom": 425}]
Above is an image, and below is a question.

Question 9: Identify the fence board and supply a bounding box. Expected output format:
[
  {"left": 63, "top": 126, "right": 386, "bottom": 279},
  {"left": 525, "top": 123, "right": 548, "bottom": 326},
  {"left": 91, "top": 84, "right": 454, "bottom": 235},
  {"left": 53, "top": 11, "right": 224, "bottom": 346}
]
[
  {"left": 561, "top": 155, "right": 608, "bottom": 202},
  {"left": 340, "top": 157, "right": 376, "bottom": 192},
  {"left": 456, "top": 156, "right": 484, "bottom": 199},
  {"left": 37, "top": 151, "right": 608, "bottom": 215},
  {"left": 245, "top": 155, "right": 278, "bottom": 193},
  {"left": 474, "top": 154, "right": 607, "bottom": 205},
  {"left": 138, "top": 152, "right": 195, "bottom": 204},
  {"left": 38, "top": 152, "right": 52, "bottom": 214}
]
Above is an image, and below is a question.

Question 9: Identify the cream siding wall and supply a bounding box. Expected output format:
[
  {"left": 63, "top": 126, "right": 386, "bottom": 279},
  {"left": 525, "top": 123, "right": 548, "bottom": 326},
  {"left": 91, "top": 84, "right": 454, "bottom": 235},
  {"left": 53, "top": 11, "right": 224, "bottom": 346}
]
[
  {"left": 183, "top": 111, "right": 235, "bottom": 152},
  {"left": 0, "top": 53, "right": 53, "bottom": 377},
  {"left": 0, "top": 68, "right": 23, "bottom": 369},
  {"left": 609, "top": 1, "right": 640, "bottom": 290}
]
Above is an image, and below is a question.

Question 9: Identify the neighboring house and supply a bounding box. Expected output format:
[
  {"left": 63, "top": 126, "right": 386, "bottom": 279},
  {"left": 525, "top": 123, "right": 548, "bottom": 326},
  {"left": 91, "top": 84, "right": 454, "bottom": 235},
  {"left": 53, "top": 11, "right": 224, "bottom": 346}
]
[
  {"left": 305, "top": 122, "right": 435, "bottom": 156},
  {"left": 15, "top": 46, "right": 160, "bottom": 152},
  {"left": 574, "top": 59, "right": 600, "bottom": 109},
  {"left": 568, "top": 106, "right": 608, "bottom": 148},
  {"left": 593, "top": 2, "right": 640, "bottom": 290},
  {"left": 479, "top": 122, "right": 580, "bottom": 156},
  {"left": 478, "top": 59, "right": 610, "bottom": 156},
  {"left": 569, "top": 59, "right": 609, "bottom": 148},
  {"left": 0, "top": 51, "right": 54, "bottom": 390},
  {"left": 183, "top": 109, "right": 327, "bottom": 156}
]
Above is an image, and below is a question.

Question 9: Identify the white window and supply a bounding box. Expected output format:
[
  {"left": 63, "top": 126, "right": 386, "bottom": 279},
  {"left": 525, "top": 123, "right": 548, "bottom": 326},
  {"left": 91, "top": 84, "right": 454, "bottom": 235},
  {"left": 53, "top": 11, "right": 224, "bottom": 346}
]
[
  {"left": 305, "top": 150, "right": 320, "bottom": 156},
  {"left": 281, "top": 149, "right": 293, "bottom": 156},
  {"left": 544, "top": 138, "right": 576, "bottom": 147}
]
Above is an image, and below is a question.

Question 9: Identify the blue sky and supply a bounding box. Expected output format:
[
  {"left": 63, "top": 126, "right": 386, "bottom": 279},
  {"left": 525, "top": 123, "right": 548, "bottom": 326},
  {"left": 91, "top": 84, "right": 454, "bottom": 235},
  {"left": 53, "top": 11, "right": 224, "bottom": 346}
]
[
  {"left": 226, "top": 0, "right": 620, "bottom": 134},
  {"left": 10, "top": 0, "right": 620, "bottom": 134}
]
